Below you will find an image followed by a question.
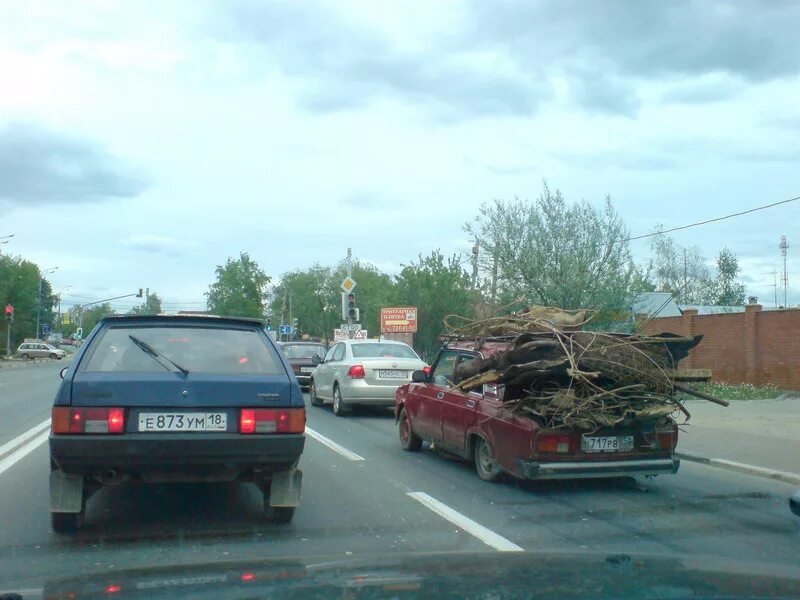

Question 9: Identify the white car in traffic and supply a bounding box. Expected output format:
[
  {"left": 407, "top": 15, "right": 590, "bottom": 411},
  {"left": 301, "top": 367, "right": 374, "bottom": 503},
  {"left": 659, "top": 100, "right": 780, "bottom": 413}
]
[{"left": 309, "top": 339, "right": 428, "bottom": 416}]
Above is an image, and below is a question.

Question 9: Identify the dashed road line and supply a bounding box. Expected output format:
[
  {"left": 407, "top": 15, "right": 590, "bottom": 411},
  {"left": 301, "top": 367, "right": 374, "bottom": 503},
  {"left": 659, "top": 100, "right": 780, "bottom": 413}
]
[
  {"left": 306, "top": 427, "right": 365, "bottom": 461},
  {"left": 407, "top": 491, "right": 524, "bottom": 552}
]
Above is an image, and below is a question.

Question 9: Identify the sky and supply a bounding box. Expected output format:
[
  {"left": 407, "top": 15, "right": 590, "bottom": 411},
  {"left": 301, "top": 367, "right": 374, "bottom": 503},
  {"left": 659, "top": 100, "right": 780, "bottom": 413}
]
[{"left": 1, "top": 0, "right": 799, "bottom": 313}]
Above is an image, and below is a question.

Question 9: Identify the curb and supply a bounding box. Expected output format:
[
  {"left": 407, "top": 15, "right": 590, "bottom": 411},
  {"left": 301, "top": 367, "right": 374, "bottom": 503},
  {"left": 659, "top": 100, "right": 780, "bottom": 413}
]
[
  {"left": 677, "top": 451, "right": 800, "bottom": 485},
  {"left": 0, "top": 357, "right": 72, "bottom": 369}
]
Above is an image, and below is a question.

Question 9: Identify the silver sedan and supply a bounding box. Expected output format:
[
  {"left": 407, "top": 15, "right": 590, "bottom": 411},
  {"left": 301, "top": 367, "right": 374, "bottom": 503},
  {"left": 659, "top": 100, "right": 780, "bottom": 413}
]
[{"left": 309, "top": 339, "right": 427, "bottom": 416}]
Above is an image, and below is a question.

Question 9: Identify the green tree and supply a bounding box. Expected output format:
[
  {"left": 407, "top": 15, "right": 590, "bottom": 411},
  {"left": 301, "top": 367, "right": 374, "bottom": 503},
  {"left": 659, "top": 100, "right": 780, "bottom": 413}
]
[
  {"left": 206, "top": 252, "right": 271, "bottom": 318},
  {"left": 76, "top": 303, "right": 116, "bottom": 337},
  {"left": 466, "top": 183, "right": 639, "bottom": 315},
  {"left": 392, "top": 250, "right": 474, "bottom": 360},
  {"left": 128, "top": 293, "right": 163, "bottom": 315},
  {"left": 649, "top": 230, "right": 714, "bottom": 304},
  {"left": 712, "top": 248, "right": 746, "bottom": 306},
  {"left": 272, "top": 265, "right": 338, "bottom": 342},
  {"left": 272, "top": 260, "right": 395, "bottom": 342},
  {"left": 0, "top": 254, "right": 56, "bottom": 352}
]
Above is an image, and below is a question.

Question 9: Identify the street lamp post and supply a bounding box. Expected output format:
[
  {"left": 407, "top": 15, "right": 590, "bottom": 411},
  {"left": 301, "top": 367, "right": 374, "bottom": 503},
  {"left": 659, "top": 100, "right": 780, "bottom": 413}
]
[{"left": 36, "top": 267, "right": 59, "bottom": 340}]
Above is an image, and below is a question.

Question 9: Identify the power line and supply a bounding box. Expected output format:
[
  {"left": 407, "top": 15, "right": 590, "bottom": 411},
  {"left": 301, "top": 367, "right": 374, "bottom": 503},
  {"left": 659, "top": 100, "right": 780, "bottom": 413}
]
[{"left": 625, "top": 194, "right": 800, "bottom": 243}]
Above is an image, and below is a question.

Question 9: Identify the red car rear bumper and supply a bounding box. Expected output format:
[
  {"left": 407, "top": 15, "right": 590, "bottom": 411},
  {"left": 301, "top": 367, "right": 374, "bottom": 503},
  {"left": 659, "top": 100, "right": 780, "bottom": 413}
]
[{"left": 518, "top": 457, "right": 679, "bottom": 479}]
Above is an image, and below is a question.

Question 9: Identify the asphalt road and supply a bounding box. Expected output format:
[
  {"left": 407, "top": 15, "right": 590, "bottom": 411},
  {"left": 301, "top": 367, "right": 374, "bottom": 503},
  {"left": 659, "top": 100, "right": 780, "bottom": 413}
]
[{"left": 1, "top": 364, "right": 799, "bottom": 592}]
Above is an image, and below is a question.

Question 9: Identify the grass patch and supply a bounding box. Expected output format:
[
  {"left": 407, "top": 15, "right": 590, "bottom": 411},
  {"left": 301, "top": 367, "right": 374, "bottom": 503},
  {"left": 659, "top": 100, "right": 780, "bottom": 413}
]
[{"left": 697, "top": 382, "right": 784, "bottom": 401}]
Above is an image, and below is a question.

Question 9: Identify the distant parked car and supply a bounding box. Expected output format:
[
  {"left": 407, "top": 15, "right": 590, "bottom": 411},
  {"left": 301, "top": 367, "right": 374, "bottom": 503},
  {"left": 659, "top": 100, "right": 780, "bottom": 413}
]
[
  {"left": 309, "top": 339, "right": 428, "bottom": 416},
  {"left": 277, "top": 342, "right": 327, "bottom": 389},
  {"left": 17, "top": 342, "right": 66, "bottom": 360}
]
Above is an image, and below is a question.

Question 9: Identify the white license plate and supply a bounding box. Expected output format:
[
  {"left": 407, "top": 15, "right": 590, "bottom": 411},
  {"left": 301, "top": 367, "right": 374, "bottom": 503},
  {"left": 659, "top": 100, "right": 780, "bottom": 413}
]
[
  {"left": 378, "top": 369, "right": 408, "bottom": 379},
  {"left": 300, "top": 367, "right": 315, "bottom": 373},
  {"left": 138, "top": 412, "right": 227, "bottom": 432},
  {"left": 581, "top": 435, "right": 634, "bottom": 453}
]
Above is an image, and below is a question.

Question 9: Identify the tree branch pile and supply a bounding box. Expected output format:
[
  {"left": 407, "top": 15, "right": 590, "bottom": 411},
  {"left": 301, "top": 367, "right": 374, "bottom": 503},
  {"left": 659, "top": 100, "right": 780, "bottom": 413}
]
[{"left": 446, "top": 308, "right": 727, "bottom": 431}]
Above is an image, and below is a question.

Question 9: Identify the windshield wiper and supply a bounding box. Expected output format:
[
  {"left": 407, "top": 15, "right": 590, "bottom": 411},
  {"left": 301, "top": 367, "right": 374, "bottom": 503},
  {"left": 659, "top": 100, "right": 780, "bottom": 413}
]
[{"left": 128, "top": 335, "right": 190, "bottom": 377}]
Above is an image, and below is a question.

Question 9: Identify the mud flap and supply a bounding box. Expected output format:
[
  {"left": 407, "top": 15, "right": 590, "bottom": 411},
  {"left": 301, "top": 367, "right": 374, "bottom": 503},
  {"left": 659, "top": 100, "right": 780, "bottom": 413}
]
[
  {"left": 50, "top": 470, "right": 84, "bottom": 513},
  {"left": 268, "top": 468, "right": 302, "bottom": 507}
]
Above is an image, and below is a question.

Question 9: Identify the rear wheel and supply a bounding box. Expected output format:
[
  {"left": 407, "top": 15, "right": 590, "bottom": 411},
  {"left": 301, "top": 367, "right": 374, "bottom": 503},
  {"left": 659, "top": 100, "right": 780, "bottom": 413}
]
[
  {"left": 332, "top": 385, "right": 351, "bottom": 417},
  {"left": 309, "top": 381, "right": 323, "bottom": 407},
  {"left": 50, "top": 353, "right": 58, "bottom": 359},
  {"left": 399, "top": 408, "right": 422, "bottom": 452},
  {"left": 474, "top": 437, "right": 503, "bottom": 482},
  {"left": 21, "top": 353, "right": 30, "bottom": 360}
]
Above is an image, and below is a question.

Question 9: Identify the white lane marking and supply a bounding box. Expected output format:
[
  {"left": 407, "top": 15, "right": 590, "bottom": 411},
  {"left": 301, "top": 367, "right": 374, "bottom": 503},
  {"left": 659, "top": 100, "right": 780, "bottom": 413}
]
[
  {"left": 305, "top": 427, "right": 365, "bottom": 461},
  {"left": 0, "top": 418, "right": 50, "bottom": 459},
  {"left": 407, "top": 491, "right": 524, "bottom": 552},
  {"left": 0, "top": 430, "right": 50, "bottom": 477}
]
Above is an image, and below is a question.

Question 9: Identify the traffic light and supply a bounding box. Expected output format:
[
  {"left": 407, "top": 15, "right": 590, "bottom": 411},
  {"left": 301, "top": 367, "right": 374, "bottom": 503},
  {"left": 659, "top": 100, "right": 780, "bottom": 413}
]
[
  {"left": 347, "top": 293, "right": 359, "bottom": 321},
  {"left": 266, "top": 317, "right": 272, "bottom": 331}
]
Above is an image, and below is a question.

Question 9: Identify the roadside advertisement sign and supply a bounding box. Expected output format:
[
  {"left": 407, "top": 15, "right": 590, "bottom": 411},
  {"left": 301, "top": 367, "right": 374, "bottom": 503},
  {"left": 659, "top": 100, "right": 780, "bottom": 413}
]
[{"left": 380, "top": 307, "right": 418, "bottom": 333}]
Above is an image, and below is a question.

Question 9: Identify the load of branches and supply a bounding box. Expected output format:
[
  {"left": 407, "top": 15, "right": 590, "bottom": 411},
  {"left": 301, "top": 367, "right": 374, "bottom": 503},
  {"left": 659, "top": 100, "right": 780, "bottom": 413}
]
[{"left": 446, "top": 307, "right": 727, "bottom": 431}]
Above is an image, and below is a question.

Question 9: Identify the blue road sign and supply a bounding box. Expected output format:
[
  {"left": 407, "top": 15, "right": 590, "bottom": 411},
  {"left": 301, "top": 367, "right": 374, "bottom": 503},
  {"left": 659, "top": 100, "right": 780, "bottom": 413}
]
[{"left": 279, "top": 325, "right": 296, "bottom": 335}]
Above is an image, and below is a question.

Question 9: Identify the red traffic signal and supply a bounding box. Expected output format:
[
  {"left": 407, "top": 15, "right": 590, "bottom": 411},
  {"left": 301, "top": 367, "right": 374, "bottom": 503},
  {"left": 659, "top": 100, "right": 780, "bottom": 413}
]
[{"left": 4, "top": 304, "right": 13, "bottom": 315}]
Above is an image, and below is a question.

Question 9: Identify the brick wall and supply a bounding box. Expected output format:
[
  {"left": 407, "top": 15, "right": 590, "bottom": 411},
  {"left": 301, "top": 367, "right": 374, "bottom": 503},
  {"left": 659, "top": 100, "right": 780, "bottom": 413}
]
[{"left": 642, "top": 304, "right": 800, "bottom": 389}]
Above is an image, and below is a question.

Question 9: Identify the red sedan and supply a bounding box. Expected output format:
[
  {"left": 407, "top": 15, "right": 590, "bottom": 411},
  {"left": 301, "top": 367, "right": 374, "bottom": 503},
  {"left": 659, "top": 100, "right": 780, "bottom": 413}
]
[{"left": 395, "top": 340, "right": 680, "bottom": 482}]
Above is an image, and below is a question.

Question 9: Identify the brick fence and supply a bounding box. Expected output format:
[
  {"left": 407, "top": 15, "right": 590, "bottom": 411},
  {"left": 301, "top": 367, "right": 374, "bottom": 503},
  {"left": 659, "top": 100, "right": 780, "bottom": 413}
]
[{"left": 642, "top": 304, "right": 800, "bottom": 390}]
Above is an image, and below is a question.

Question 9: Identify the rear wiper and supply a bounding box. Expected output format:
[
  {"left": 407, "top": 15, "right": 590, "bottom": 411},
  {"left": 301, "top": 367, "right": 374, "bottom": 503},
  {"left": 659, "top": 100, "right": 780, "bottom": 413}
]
[{"left": 128, "top": 335, "right": 190, "bottom": 377}]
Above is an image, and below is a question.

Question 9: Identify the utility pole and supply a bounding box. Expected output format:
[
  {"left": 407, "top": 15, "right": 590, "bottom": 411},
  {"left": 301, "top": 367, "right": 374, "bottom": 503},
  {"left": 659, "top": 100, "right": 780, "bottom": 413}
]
[
  {"left": 288, "top": 293, "right": 293, "bottom": 341},
  {"left": 683, "top": 248, "right": 688, "bottom": 304},
  {"left": 471, "top": 240, "right": 479, "bottom": 290},
  {"left": 764, "top": 270, "right": 778, "bottom": 308},
  {"left": 36, "top": 266, "right": 59, "bottom": 340},
  {"left": 490, "top": 247, "right": 499, "bottom": 303},
  {"left": 346, "top": 248, "right": 353, "bottom": 327},
  {"left": 780, "top": 235, "right": 789, "bottom": 308}
]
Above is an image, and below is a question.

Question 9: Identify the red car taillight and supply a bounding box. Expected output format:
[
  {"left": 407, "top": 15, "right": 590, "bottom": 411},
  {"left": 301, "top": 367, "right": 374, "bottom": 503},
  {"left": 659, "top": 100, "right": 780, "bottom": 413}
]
[
  {"left": 239, "top": 408, "right": 305, "bottom": 434},
  {"left": 51, "top": 407, "right": 126, "bottom": 434},
  {"left": 347, "top": 365, "right": 366, "bottom": 378},
  {"left": 536, "top": 433, "right": 571, "bottom": 454}
]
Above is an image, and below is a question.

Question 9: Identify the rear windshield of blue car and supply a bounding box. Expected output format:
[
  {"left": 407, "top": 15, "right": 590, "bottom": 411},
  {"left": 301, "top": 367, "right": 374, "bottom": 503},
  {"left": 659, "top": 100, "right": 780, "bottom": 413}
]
[{"left": 83, "top": 325, "right": 283, "bottom": 375}]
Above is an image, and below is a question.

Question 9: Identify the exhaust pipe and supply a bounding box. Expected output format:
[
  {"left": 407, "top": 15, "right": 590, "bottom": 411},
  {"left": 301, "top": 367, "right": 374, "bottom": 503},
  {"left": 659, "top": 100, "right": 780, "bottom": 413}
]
[{"left": 98, "top": 469, "right": 126, "bottom": 485}]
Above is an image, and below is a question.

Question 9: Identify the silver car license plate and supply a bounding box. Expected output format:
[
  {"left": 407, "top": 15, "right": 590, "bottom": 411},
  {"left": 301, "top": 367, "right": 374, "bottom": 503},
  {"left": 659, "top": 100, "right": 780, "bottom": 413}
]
[
  {"left": 581, "top": 435, "right": 634, "bottom": 453},
  {"left": 138, "top": 412, "right": 227, "bottom": 432},
  {"left": 378, "top": 369, "right": 408, "bottom": 379},
  {"left": 300, "top": 367, "right": 315, "bottom": 373}
]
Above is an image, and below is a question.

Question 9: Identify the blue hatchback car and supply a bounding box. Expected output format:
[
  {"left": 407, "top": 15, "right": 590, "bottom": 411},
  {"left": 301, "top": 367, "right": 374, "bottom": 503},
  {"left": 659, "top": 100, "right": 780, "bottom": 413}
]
[{"left": 49, "top": 314, "right": 305, "bottom": 532}]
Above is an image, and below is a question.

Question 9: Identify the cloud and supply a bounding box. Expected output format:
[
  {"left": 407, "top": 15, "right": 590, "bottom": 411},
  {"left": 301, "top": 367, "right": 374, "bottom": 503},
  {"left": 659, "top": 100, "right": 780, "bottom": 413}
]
[
  {"left": 556, "top": 150, "right": 677, "bottom": 171},
  {"left": 0, "top": 123, "right": 147, "bottom": 206},
  {"left": 469, "top": 0, "right": 800, "bottom": 82},
  {"left": 659, "top": 76, "right": 745, "bottom": 104},
  {"left": 122, "top": 234, "right": 196, "bottom": 256},
  {"left": 213, "top": 1, "right": 548, "bottom": 119}
]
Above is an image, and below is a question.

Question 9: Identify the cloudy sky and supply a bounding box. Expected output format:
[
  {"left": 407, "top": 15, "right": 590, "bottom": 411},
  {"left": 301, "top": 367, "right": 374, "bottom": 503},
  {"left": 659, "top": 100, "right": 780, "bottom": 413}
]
[{"left": 1, "top": 0, "right": 799, "bottom": 312}]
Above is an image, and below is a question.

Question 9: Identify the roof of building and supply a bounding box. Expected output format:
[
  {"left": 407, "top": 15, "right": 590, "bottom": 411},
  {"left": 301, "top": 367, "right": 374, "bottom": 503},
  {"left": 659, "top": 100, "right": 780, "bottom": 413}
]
[{"left": 632, "top": 292, "right": 682, "bottom": 318}]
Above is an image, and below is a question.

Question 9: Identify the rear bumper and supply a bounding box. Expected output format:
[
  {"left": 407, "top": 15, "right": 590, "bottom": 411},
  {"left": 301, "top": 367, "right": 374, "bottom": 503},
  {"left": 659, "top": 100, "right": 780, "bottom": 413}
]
[
  {"left": 519, "top": 457, "right": 680, "bottom": 480},
  {"left": 50, "top": 433, "right": 305, "bottom": 478},
  {"left": 340, "top": 380, "right": 403, "bottom": 405}
]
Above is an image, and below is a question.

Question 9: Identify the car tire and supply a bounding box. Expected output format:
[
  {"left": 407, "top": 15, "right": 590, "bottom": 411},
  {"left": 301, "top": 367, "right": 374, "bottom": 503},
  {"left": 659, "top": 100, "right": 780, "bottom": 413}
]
[
  {"left": 309, "top": 381, "right": 324, "bottom": 407},
  {"left": 21, "top": 353, "right": 30, "bottom": 360},
  {"left": 262, "top": 487, "right": 296, "bottom": 524},
  {"left": 474, "top": 437, "right": 503, "bottom": 483},
  {"left": 50, "top": 353, "right": 58, "bottom": 359},
  {"left": 332, "top": 384, "right": 351, "bottom": 417},
  {"left": 398, "top": 408, "right": 422, "bottom": 452}
]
